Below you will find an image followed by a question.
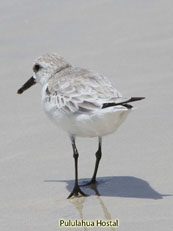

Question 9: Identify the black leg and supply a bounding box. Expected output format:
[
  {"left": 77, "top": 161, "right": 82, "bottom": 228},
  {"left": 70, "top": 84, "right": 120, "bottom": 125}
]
[
  {"left": 67, "top": 136, "right": 87, "bottom": 199},
  {"left": 90, "top": 137, "right": 102, "bottom": 184},
  {"left": 83, "top": 137, "right": 102, "bottom": 186}
]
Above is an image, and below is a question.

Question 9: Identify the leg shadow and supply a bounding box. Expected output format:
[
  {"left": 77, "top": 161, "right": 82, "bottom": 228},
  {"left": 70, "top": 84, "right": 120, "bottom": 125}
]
[{"left": 45, "top": 176, "right": 170, "bottom": 199}]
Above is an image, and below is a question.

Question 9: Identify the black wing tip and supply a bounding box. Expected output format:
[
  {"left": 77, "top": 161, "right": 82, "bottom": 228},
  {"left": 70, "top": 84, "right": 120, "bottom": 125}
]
[
  {"left": 102, "top": 97, "right": 145, "bottom": 109},
  {"left": 102, "top": 102, "right": 133, "bottom": 109},
  {"left": 130, "top": 97, "right": 145, "bottom": 101}
]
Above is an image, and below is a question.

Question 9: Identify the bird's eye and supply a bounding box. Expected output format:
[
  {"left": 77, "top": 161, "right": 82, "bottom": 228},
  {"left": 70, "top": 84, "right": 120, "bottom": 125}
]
[{"left": 33, "top": 64, "right": 41, "bottom": 72}]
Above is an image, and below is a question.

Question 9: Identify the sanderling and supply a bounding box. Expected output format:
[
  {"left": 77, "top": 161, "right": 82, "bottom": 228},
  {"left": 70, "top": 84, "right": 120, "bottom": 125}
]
[{"left": 17, "top": 53, "right": 144, "bottom": 198}]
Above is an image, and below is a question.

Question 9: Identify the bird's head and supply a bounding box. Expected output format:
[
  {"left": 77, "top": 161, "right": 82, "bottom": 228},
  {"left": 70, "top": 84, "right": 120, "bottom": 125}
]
[{"left": 17, "top": 53, "right": 71, "bottom": 94}]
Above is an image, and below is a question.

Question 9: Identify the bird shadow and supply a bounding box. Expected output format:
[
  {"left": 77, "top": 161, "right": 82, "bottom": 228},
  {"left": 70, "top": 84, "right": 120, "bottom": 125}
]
[{"left": 45, "top": 176, "right": 170, "bottom": 199}]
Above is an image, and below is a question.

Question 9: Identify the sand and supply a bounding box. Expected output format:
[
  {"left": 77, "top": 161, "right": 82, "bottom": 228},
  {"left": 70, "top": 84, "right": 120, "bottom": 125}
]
[{"left": 1, "top": 0, "right": 173, "bottom": 230}]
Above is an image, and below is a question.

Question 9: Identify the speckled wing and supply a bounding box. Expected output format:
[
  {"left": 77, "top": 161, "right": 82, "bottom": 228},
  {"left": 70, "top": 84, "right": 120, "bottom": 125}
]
[{"left": 45, "top": 67, "right": 129, "bottom": 113}]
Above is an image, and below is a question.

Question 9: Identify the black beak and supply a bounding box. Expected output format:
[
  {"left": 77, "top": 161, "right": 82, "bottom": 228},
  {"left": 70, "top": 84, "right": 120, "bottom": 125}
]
[{"left": 17, "top": 76, "right": 36, "bottom": 94}]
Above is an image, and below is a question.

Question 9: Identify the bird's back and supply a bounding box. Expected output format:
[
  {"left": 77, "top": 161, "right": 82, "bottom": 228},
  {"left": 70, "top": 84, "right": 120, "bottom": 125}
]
[
  {"left": 44, "top": 66, "right": 123, "bottom": 112},
  {"left": 41, "top": 66, "right": 131, "bottom": 137}
]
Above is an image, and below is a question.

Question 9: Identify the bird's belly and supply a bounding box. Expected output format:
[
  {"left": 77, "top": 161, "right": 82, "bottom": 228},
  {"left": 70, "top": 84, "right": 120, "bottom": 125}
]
[
  {"left": 43, "top": 101, "right": 131, "bottom": 137},
  {"left": 71, "top": 107, "right": 131, "bottom": 137}
]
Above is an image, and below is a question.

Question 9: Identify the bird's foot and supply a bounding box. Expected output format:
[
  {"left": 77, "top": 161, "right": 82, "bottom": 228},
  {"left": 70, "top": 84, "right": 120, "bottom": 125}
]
[{"left": 67, "top": 184, "right": 87, "bottom": 199}]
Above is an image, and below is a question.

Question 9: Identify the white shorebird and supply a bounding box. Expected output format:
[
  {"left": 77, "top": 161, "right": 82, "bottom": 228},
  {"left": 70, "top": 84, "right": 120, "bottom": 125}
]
[{"left": 17, "top": 53, "right": 144, "bottom": 198}]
